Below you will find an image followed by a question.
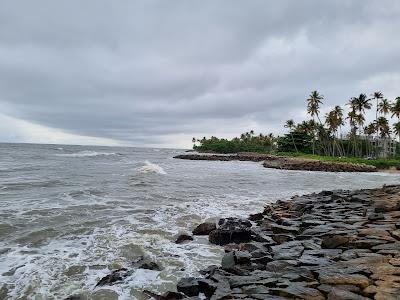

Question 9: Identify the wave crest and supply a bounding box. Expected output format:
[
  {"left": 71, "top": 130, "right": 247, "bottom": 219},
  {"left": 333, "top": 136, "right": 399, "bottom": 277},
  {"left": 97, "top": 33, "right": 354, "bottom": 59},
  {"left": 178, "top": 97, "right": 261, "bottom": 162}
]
[
  {"left": 136, "top": 161, "right": 166, "bottom": 175},
  {"left": 56, "top": 151, "right": 116, "bottom": 157}
]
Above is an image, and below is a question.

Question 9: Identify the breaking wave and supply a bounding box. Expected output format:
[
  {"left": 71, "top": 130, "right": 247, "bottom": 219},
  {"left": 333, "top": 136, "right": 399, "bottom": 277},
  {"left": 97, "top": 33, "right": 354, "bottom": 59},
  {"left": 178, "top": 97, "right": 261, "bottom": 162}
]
[
  {"left": 55, "top": 151, "right": 117, "bottom": 158},
  {"left": 136, "top": 160, "right": 167, "bottom": 174}
]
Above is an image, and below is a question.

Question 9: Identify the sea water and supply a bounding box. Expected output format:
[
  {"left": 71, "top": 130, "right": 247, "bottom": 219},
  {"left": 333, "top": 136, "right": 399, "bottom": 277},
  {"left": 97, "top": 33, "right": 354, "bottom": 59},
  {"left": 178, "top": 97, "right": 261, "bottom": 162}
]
[{"left": 0, "top": 143, "right": 398, "bottom": 299}]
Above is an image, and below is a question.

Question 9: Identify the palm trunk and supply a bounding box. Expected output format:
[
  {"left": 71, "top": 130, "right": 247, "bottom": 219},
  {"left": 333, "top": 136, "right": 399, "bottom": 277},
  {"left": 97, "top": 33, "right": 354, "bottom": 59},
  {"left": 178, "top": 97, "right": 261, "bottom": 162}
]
[{"left": 290, "top": 133, "right": 298, "bottom": 153}]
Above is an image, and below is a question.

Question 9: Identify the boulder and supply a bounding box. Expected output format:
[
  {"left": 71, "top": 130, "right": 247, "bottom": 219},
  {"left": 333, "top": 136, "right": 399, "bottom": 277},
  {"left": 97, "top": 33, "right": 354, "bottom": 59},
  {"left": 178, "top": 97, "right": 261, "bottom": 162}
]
[
  {"left": 176, "top": 278, "right": 200, "bottom": 296},
  {"left": 192, "top": 222, "right": 216, "bottom": 235},
  {"left": 137, "top": 261, "right": 162, "bottom": 271},
  {"left": 175, "top": 234, "right": 193, "bottom": 244},
  {"left": 209, "top": 218, "right": 252, "bottom": 245},
  {"left": 95, "top": 268, "right": 131, "bottom": 287}
]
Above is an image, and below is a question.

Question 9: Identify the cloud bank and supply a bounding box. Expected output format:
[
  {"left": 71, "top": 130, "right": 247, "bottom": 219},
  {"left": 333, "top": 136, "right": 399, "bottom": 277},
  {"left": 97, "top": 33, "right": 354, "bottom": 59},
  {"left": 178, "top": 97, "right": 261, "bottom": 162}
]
[{"left": 1, "top": 1, "right": 400, "bottom": 147}]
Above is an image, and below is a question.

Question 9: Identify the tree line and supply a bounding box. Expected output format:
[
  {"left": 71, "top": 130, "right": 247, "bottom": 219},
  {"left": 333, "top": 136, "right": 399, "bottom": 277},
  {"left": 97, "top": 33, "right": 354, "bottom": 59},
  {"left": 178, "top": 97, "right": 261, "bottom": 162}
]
[
  {"left": 192, "top": 90, "right": 400, "bottom": 157},
  {"left": 281, "top": 91, "right": 400, "bottom": 157}
]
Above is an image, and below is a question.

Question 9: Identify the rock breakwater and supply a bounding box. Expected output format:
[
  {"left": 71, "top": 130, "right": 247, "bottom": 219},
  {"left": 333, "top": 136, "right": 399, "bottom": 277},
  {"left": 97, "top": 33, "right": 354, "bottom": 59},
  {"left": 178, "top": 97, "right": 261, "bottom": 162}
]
[
  {"left": 174, "top": 153, "right": 377, "bottom": 172},
  {"left": 167, "top": 185, "right": 400, "bottom": 299},
  {"left": 263, "top": 156, "right": 377, "bottom": 173}
]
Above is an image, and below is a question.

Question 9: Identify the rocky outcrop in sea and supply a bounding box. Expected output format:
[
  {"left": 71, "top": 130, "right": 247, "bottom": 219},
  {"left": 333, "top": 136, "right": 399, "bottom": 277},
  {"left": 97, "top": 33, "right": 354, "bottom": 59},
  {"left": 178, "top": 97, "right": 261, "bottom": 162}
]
[{"left": 174, "top": 153, "right": 377, "bottom": 172}]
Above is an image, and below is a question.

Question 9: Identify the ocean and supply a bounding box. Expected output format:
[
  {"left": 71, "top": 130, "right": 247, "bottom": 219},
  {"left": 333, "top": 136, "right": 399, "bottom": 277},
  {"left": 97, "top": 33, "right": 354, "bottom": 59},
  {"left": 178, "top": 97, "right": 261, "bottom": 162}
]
[{"left": 0, "top": 143, "right": 398, "bottom": 299}]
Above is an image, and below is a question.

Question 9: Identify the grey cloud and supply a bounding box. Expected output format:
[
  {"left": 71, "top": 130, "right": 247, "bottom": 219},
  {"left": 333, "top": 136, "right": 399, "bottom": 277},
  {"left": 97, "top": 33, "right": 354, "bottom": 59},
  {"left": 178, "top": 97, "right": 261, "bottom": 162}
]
[{"left": 1, "top": 0, "right": 400, "bottom": 146}]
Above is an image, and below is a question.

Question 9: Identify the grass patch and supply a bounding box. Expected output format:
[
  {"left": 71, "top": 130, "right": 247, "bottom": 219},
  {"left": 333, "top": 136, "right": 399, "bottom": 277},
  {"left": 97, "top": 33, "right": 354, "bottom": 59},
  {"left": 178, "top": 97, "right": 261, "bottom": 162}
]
[{"left": 275, "top": 152, "right": 400, "bottom": 169}]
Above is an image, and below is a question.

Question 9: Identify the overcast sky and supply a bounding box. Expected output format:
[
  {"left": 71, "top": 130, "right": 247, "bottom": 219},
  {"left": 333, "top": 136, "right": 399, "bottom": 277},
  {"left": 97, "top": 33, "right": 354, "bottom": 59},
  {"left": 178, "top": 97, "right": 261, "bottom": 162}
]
[{"left": 1, "top": 1, "right": 400, "bottom": 148}]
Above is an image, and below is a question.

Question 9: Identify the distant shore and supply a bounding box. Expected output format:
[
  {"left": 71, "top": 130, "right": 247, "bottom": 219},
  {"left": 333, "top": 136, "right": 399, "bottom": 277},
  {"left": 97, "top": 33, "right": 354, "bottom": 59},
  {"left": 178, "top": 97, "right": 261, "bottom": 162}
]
[{"left": 174, "top": 153, "right": 379, "bottom": 172}]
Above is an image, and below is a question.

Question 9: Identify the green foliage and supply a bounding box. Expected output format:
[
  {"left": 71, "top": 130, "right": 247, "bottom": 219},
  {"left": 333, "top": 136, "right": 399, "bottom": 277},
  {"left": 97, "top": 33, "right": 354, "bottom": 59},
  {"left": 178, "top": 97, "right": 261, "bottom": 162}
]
[
  {"left": 193, "top": 132, "right": 274, "bottom": 154},
  {"left": 277, "top": 128, "right": 313, "bottom": 153},
  {"left": 275, "top": 152, "right": 400, "bottom": 169}
]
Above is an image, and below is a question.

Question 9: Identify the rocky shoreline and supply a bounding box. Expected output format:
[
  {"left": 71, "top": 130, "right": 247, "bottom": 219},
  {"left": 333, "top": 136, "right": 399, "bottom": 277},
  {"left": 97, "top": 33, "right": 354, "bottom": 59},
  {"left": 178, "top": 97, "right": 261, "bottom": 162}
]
[
  {"left": 161, "top": 185, "right": 400, "bottom": 300},
  {"left": 174, "top": 154, "right": 377, "bottom": 173}
]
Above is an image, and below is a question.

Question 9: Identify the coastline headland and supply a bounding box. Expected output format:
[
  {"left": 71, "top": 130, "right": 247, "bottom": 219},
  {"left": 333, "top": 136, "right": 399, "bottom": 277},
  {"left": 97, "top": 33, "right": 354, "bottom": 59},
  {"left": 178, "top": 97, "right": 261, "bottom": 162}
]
[
  {"left": 167, "top": 184, "right": 400, "bottom": 299},
  {"left": 174, "top": 153, "right": 378, "bottom": 173}
]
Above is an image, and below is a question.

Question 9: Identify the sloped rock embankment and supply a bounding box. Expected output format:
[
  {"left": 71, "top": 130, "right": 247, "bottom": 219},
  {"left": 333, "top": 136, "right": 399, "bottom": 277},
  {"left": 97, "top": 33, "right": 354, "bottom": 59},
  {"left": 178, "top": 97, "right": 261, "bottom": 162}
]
[
  {"left": 263, "top": 156, "right": 377, "bottom": 173},
  {"left": 164, "top": 185, "right": 400, "bottom": 299}
]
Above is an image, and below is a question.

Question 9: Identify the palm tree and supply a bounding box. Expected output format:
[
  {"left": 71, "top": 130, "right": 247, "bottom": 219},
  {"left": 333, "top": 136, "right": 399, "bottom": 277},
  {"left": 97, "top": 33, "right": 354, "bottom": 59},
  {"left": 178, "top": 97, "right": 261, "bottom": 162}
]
[
  {"left": 325, "top": 106, "right": 345, "bottom": 156},
  {"left": 372, "top": 91, "right": 384, "bottom": 135},
  {"left": 378, "top": 98, "right": 391, "bottom": 116},
  {"left": 376, "top": 117, "right": 390, "bottom": 138},
  {"left": 306, "top": 91, "right": 324, "bottom": 154},
  {"left": 391, "top": 97, "right": 400, "bottom": 120},
  {"left": 351, "top": 94, "right": 371, "bottom": 114},
  {"left": 307, "top": 91, "right": 324, "bottom": 124},
  {"left": 284, "top": 119, "right": 298, "bottom": 152},
  {"left": 393, "top": 122, "right": 400, "bottom": 142},
  {"left": 391, "top": 97, "right": 400, "bottom": 145}
]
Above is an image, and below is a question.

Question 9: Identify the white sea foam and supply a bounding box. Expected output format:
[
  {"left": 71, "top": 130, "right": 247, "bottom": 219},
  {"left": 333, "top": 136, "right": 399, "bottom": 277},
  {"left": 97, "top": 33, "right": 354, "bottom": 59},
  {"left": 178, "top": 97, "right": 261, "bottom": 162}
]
[
  {"left": 136, "top": 161, "right": 167, "bottom": 175},
  {"left": 56, "top": 151, "right": 116, "bottom": 157}
]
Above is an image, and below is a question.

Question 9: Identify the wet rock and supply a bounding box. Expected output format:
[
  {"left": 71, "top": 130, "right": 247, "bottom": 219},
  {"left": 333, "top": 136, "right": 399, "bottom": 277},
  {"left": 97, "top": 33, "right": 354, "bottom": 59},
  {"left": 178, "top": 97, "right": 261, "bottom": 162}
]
[
  {"left": 192, "top": 222, "right": 216, "bottom": 235},
  {"left": 221, "top": 252, "right": 235, "bottom": 269},
  {"left": 271, "top": 241, "right": 304, "bottom": 260},
  {"left": 271, "top": 224, "right": 300, "bottom": 235},
  {"left": 265, "top": 260, "right": 299, "bottom": 272},
  {"left": 95, "top": 268, "right": 131, "bottom": 287},
  {"left": 209, "top": 218, "right": 252, "bottom": 245},
  {"left": 176, "top": 277, "right": 200, "bottom": 296},
  {"left": 137, "top": 261, "right": 162, "bottom": 271},
  {"left": 144, "top": 290, "right": 185, "bottom": 300},
  {"left": 249, "top": 213, "right": 264, "bottom": 221},
  {"left": 64, "top": 295, "right": 83, "bottom": 300},
  {"left": 235, "top": 251, "right": 252, "bottom": 265},
  {"left": 92, "top": 289, "right": 119, "bottom": 299},
  {"left": 175, "top": 233, "right": 193, "bottom": 244},
  {"left": 272, "top": 234, "right": 294, "bottom": 244}
]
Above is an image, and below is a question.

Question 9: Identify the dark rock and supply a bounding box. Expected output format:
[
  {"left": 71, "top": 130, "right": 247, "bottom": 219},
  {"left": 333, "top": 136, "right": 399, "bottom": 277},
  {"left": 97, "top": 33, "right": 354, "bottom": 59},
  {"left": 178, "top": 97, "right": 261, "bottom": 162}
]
[
  {"left": 65, "top": 296, "right": 83, "bottom": 300},
  {"left": 235, "top": 251, "right": 252, "bottom": 265},
  {"left": 221, "top": 252, "right": 235, "bottom": 269},
  {"left": 327, "top": 287, "right": 369, "bottom": 300},
  {"left": 265, "top": 260, "right": 299, "bottom": 272},
  {"left": 322, "top": 235, "right": 351, "bottom": 248},
  {"left": 176, "top": 277, "right": 200, "bottom": 296},
  {"left": 368, "top": 213, "right": 385, "bottom": 221},
  {"left": 192, "top": 222, "right": 216, "bottom": 235},
  {"left": 250, "top": 229, "right": 276, "bottom": 244},
  {"left": 249, "top": 213, "right": 264, "bottom": 221},
  {"left": 137, "top": 261, "right": 162, "bottom": 271},
  {"left": 209, "top": 218, "right": 252, "bottom": 245},
  {"left": 241, "top": 284, "right": 270, "bottom": 295},
  {"left": 272, "top": 234, "right": 294, "bottom": 244},
  {"left": 198, "top": 279, "right": 218, "bottom": 297},
  {"left": 270, "top": 283, "right": 325, "bottom": 300},
  {"left": 143, "top": 290, "right": 185, "bottom": 300},
  {"left": 163, "top": 291, "right": 185, "bottom": 299},
  {"left": 175, "top": 234, "right": 193, "bottom": 244},
  {"left": 299, "top": 253, "right": 332, "bottom": 266},
  {"left": 95, "top": 268, "right": 131, "bottom": 287},
  {"left": 271, "top": 224, "right": 300, "bottom": 234},
  {"left": 271, "top": 241, "right": 304, "bottom": 260}
]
